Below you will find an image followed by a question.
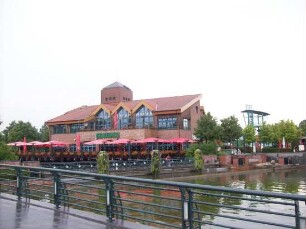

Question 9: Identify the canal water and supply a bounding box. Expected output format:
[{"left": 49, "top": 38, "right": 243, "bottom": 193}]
[
  {"left": 170, "top": 166, "right": 306, "bottom": 228},
  {"left": 174, "top": 167, "right": 306, "bottom": 196}
]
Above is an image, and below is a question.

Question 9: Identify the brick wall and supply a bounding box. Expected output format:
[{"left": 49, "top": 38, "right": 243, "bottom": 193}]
[
  {"left": 278, "top": 157, "right": 285, "bottom": 165},
  {"left": 101, "top": 87, "right": 133, "bottom": 104},
  {"left": 203, "top": 155, "right": 218, "bottom": 164},
  {"left": 189, "top": 101, "right": 202, "bottom": 134},
  {"left": 51, "top": 128, "right": 194, "bottom": 144},
  {"left": 218, "top": 155, "right": 232, "bottom": 166}
]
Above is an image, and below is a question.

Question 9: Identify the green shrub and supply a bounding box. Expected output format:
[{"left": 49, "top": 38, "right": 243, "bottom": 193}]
[
  {"left": 202, "top": 141, "right": 218, "bottom": 155},
  {"left": 261, "top": 147, "right": 292, "bottom": 153},
  {"left": 194, "top": 149, "right": 203, "bottom": 171},
  {"left": 217, "top": 151, "right": 227, "bottom": 156},
  {"left": 0, "top": 141, "right": 18, "bottom": 161},
  {"left": 151, "top": 150, "right": 161, "bottom": 178},
  {"left": 96, "top": 151, "right": 109, "bottom": 174},
  {"left": 186, "top": 141, "right": 218, "bottom": 157}
]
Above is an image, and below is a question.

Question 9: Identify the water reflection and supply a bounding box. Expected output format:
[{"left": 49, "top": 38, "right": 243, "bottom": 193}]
[
  {"left": 173, "top": 167, "right": 306, "bottom": 228},
  {"left": 181, "top": 168, "right": 306, "bottom": 195}
]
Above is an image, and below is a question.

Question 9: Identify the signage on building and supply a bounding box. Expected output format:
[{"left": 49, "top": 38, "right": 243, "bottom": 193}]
[{"left": 96, "top": 132, "right": 120, "bottom": 139}]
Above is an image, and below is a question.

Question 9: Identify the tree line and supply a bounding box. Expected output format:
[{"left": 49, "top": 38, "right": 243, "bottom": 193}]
[
  {"left": 0, "top": 121, "right": 49, "bottom": 160},
  {"left": 188, "top": 112, "right": 306, "bottom": 156}
]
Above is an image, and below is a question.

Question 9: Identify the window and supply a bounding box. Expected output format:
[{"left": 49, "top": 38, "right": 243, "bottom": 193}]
[
  {"left": 53, "top": 125, "right": 66, "bottom": 134},
  {"left": 70, "top": 123, "right": 84, "bottom": 133},
  {"left": 158, "top": 117, "right": 177, "bottom": 129},
  {"left": 105, "top": 98, "right": 108, "bottom": 101},
  {"left": 135, "top": 105, "right": 153, "bottom": 128},
  {"left": 96, "top": 110, "right": 111, "bottom": 130},
  {"left": 117, "top": 107, "right": 130, "bottom": 129},
  {"left": 183, "top": 118, "right": 189, "bottom": 129}
]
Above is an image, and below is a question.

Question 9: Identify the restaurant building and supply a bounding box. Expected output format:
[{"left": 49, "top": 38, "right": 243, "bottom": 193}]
[{"left": 45, "top": 81, "right": 205, "bottom": 146}]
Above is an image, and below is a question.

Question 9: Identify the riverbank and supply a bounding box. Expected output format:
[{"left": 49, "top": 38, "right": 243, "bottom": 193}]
[{"left": 162, "top": 164, "right": 306, "bottom": 182}]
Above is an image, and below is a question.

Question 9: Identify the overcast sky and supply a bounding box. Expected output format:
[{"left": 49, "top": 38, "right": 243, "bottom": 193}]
[{"left": 1, "top": 0, "right": 305, "bottom": 131}]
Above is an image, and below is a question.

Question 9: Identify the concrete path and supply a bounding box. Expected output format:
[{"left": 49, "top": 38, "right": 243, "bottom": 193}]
[{"left": 0, "top": 193, "right": 157, "bottom": 229}]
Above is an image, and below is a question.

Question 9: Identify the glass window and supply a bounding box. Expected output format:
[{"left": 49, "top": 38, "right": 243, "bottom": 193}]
[
  {"left": 135, "top": 105, "right": 153, "bottom": 128},
  {"left": 53, "top": 125, "right": 66, "bottom": 134},
  {"left": 117, "top": 107, "right": 130, "bottom": 129},
  {"left": 70, "top": 123, "right": 84, "bottom": 133},
  {"left": 158, "top": 117, "right": 177, "bottom": 129},
  {"left": 96, "top": 110, "right": 111, "bottom": 130},
  {"left": 183, "top": 118, "right": 189, "bottom": 129}
]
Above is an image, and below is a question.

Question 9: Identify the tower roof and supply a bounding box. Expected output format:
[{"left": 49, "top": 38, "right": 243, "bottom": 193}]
[{"left": 103, "top": 81, "right": 131, "bottom": 90}]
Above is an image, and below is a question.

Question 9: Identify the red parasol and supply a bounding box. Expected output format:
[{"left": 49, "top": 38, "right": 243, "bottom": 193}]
[
  {"left": 7, "top": 141, "right": 25, "bottom": 146},
  {"left": 44, "top": 140, "right": 69, "bottom": 146},
  {"left": 134, "top": 137, "right": 167, "bottom": 143},
  {"left": 28, "top": 141, "right": 45, "bottom": 146},
  {"left": 106, "top": 138, "right": 134, "bottom": 144},
  {"left": 170, "top": 137, "right": 190, "bottom": 143},
  {"left": 84, "top": 139, "right": 110, "bottom": 145}
]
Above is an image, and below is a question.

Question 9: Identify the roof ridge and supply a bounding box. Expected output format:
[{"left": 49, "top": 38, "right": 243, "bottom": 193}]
[{"left": 138, "top": 94, "right": 201, "bottom": 101}]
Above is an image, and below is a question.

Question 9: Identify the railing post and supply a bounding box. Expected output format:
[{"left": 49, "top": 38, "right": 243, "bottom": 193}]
[
  {"left": 295, "top": 200, "right": 301, "bottom": 229},
  {"left": 15, "top": 168, "right": 22, "bottom": 200},
  {"left": 187, "top": 188, "right": 194, "bottom": 229},
  {"left": 180, "top": 187, "right": 193, "bottom": 229},
  {"left": 103, "top": 177, "right": 114, "bottom": 221},
  {"left": 53, "top": 171, "right": 61, "bottom": 208}
]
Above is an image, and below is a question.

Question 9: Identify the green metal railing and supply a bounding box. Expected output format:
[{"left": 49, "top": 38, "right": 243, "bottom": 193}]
[
  {"left": 39, "top": 157, "right": 194, "bottom": 171},
  {"left": 0, "top": 164, "right": 305, "bottom": 228}
]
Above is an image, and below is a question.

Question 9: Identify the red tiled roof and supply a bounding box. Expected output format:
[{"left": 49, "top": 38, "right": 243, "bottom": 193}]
[
  {"left": 46, "top": 94, "right": 201, "bottom": 124},
  {"left": 145, "top": 94, "right": 201, "bottom": 111},
  {"left": 123, "top": 100, "right": 142, "bottom": 110},
  {"left": 102, "top": 103, "right": 116, "bottom": 111},
  {"left": 46, "top": 105, "right": 98, "bottom": 123}
]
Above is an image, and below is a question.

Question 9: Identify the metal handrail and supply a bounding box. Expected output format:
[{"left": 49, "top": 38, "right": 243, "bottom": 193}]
[{"left": 1, "top": 164, "right": 306, "bottom": 229}]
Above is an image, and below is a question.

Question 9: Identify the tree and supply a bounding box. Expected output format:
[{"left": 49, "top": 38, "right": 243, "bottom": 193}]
[
  {"left": 39, "top": 124, "right": 49, "bottom": 142},
  {"left": 2, "top": 121, "right": 39, "bottom": 143},
  {"left": 258, "top": 124, "right": 274, "bottom": 145},
  {"left": 0, "top": 142, "right": 18, "bottom": 160},
  {"left": 276, "top": 120, "right": 301, "bottom": 147},
  {"left": 0, "top": 132, "right": 4, "bottom": 142},
  {"left": 220, "top": 116, "right": 242, "bottom": 144},
  {"left": 194, "top": 112, "right": 220, "bottom": 142},
  {"left": 299, "top": 120, "right": 306, "bottom": 136},
  {"left": 242, "top": 125, "right": 256, "bottom": 145}
]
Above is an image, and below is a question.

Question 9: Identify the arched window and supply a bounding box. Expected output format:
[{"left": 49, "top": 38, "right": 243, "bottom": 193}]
[
  {"left": 135, "top": 105, "right": 153, "bottom": 128},
  {"left": 117, "top": 107, "right": 130, "bottom": 129},
  {"left": 96, "top": 110, "right": 111, "bottom": 130}
]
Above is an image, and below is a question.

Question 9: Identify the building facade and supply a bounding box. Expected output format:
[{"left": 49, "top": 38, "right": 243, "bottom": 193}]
[{"left": 46, "top": 82, "right": 205, "bottom": 144}]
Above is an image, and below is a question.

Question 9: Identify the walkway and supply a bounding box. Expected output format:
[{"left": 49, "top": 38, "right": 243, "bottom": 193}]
[{"left": 0, "top": 193, "right": 156, "bottom": 229}]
